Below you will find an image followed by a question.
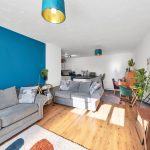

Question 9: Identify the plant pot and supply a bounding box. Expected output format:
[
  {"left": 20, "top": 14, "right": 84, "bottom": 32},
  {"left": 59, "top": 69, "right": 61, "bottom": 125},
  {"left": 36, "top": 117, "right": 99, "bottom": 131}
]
[{"left": 43, "top": 76, "right": 48, "bottom": 81}]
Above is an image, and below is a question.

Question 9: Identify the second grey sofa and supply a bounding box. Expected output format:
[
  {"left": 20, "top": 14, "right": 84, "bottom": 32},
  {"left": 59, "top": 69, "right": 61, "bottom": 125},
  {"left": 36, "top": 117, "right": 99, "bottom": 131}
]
[{"left": 53, "top": 81, "right": 104, "bottom": 111}]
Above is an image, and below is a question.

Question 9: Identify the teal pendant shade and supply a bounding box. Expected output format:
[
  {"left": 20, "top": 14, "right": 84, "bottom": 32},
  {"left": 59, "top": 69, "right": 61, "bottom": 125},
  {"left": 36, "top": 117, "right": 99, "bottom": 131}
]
[
  {"left": 95, "top": 49, "right": 102, "bottom": 56},
  {"left": 42, "top": 0, "right": 66, "bottom": 24}
]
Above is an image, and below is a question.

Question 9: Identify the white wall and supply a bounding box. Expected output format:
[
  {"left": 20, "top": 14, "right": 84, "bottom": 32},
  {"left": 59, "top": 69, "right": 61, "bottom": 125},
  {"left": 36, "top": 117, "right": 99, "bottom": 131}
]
[
  {"left": 65, "top": 52, "right": 135, "bottom": 90},
  {"left": 135, "top": 31, "right": 150, "bottom": 69},
  {"left": 46, "top": 43, "right": 61, "bottom": 86}
]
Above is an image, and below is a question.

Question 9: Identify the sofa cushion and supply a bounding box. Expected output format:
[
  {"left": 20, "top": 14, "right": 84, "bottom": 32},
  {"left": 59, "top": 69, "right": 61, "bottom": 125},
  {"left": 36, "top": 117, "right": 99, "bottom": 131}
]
[
  {"left": 55, "top": 90, "right": 71, "bottom": 99},
  {"left": 79, "top": 82, "right": 91, "bottom": 93},
  {"left": 0, "top": 86, "right": 18, "bottom": 110},
  {"left": 71, "top": 92, "right": 92, "bottom": 103},
  {"left": 69, "top": 81, "right": 80, "bottom": 92},
  {"left": 0, "top": 104, "right": 38, "bottom": 127},
  {"left": 59, "top": 80, "right": 70, "bottom": 91}
]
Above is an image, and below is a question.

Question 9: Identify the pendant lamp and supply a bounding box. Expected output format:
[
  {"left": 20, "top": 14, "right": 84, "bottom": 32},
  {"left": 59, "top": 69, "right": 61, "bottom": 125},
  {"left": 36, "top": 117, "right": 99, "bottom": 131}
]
[
  {"left": 95, "top": 49, "right": 102, "bottom": 56},
  {"left": 42, "top": 0, "right": 66, "bottom": 24}
]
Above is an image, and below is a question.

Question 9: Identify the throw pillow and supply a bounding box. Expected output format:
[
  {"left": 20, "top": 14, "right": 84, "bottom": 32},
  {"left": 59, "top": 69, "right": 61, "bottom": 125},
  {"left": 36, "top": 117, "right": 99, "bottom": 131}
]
[
  {"left": 0, "top": 86, "right": 18, "bottom": 110},
  {"left": 59, "top": 80, "right": 70, "bottom": 91},
  {"left": 19, "top": 86, "right": 39, "bottom": 103},
  {"left": 90, "top": 82, "right": 101, "bottom": 95}
]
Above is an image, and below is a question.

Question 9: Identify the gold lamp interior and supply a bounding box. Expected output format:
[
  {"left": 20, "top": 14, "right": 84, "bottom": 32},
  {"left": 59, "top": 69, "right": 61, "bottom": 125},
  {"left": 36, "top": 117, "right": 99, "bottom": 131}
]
[{"left": 42, "top": 8, "right": 65, "bottom": 24}]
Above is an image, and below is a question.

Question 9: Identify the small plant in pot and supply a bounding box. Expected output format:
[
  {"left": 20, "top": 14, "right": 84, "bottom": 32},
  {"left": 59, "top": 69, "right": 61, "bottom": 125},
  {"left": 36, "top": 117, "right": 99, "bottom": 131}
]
[
  {"left": 128, "top": 58, "right": 135, "bottom": 71},
  {"left": 41, "top": 69, "right": 48, "bottom": 81}
]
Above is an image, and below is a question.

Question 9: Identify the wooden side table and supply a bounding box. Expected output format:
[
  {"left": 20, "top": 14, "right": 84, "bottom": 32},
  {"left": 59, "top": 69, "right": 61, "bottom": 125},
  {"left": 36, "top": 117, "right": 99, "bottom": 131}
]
[{"left": 136, "top": 107, "right": 150, "bottom": 150}]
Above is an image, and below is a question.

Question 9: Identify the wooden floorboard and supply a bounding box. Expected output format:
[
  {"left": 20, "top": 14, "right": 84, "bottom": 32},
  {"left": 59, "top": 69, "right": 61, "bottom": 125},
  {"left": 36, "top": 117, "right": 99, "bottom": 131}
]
[{"left": 37, "top": 102, "right": 143, "bottom": 150}]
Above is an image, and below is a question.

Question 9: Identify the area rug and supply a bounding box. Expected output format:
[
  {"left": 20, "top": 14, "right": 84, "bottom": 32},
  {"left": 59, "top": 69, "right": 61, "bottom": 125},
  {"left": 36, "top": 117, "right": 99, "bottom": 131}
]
[
  {"left": 101, "top": 92, "right": 125, "bottom": 105},
  {"left": 0, "top": 125, "right": 87, "bottom": 150}
]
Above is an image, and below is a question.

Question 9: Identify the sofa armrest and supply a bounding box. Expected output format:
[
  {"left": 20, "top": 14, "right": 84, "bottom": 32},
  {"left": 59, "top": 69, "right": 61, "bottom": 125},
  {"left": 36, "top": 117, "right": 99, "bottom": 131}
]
[
  {"left": 35, "top": 94, "right": 48, "bottom": 118},
  {"left": 91, "top": 87, "right": 104, "bottom": 100}
]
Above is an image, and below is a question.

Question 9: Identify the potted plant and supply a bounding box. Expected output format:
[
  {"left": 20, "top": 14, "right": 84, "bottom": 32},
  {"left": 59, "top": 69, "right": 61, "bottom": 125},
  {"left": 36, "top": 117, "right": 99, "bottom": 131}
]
[
  {"left": 135, "top": 68, "right": 150, "bottom": 101},
  {"left": 128, "top": 58, "right": 135, "bottom": 71},
  {"left": 41, "top": 69, "right": 48, "bottom": 81}
]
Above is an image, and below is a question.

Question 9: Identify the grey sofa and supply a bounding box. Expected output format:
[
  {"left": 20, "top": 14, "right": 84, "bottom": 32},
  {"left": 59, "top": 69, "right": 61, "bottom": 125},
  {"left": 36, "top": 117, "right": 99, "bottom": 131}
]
[
  {"left": 0, "top": 87, "right": 48, "bottom": 144},
  {"left": 53, "top": 81, "right": 104, "bottom": 111}
]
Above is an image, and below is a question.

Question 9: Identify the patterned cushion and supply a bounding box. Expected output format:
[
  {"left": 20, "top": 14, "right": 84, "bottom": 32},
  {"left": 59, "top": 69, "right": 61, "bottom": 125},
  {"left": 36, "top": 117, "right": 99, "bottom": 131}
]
[
  {"left": 0, "top": 86, "right": 18, "bottom": 110},
  {"left": 59, "top": 80, "right": 70, "bottom": 91},
  {"left": 19, "top": 86, "right": 38, "bottom": 103},
  {"left": 90, "top": 82, "right": 101, "bottom": 95}
]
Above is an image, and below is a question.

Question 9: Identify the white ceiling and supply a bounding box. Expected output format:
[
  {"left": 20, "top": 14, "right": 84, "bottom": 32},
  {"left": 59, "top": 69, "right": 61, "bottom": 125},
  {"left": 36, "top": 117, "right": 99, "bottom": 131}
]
[{"left": 1, "top": 0, "right": 150, "bottom": 56}]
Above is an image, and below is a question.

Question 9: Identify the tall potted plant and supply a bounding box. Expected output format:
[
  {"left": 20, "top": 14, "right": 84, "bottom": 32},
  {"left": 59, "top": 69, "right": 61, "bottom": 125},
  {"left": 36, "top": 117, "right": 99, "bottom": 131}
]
[
  {"left": 128, "top": 58, "right": 135, "bottom": 71},
  {"left": 135, "top": 68, "right": 150, "bottom": 101}
]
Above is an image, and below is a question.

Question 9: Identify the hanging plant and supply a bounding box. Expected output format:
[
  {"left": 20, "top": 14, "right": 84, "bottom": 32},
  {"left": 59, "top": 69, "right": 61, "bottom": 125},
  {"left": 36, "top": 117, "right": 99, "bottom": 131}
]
[{"left": 41, "top": 69, "right": 48, "bottom": 81}]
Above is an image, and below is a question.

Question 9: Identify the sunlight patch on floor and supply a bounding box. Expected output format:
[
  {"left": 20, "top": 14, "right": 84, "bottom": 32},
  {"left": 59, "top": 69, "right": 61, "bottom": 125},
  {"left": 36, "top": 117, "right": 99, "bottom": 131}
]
[
  {"left": 87, "top": 104, "right": 112, "bottom": 121},
  {"left": 71, "top": 108, "right": 87, "bottom": 115},
  {"left": 110, "top": 107, "right": 125, "bottom": 127}
]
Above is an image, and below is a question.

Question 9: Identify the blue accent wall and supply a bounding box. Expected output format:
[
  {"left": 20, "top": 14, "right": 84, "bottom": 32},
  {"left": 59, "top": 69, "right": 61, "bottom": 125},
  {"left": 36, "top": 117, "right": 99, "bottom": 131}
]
[{"left": 0, "top": 26, "right": 45, "bottom": 89}]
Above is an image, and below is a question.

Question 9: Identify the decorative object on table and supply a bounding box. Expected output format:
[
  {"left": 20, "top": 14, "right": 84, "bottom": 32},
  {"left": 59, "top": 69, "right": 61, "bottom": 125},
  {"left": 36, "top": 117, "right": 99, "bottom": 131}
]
[
  {"left": 1, "top": 125, "right": 87, "bottom": 150},
  {"left": 147, "top": 57, "right": 150, "bottom": 71},
  {"left": 19, "top": 86, "right": 39, "bottom": 103},
  {"left": 38, "top": 84, "right": 53, "bottom": 104},
  {"left": 81, "top": 70, "right": 88, "bottom": 77},
  {"left": 119, "top": 85, "right": 132, "bottom": 101},
  {"left": 5, "top": 138, "right": 24, "bottom": 150},
  {"left": 41, "top": 69, "right": 48, "bottom": 81},
  {"left": 42, "top": 0, "right": 66, "bottom": 24},
  {"left": 95, "top": 49, "right": 102, "bottom": 56},
  {"left": 112, "top": 78, "right": 120, "bottom": 95},
  {"left": 30, "top": 139, "right": 54, "bottom": 150},
  {"left": 128, "top": 58, "right": 135, "bottom": 71}
]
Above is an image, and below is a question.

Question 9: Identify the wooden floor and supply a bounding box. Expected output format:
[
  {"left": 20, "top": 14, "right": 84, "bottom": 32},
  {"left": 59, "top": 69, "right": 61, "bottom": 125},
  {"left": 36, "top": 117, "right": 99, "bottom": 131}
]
[{"left": 37, "top": 102, "right": 143, "bottom": 150}]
